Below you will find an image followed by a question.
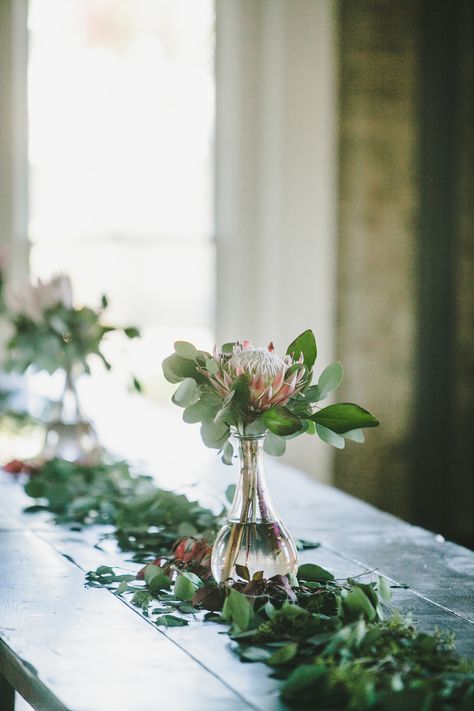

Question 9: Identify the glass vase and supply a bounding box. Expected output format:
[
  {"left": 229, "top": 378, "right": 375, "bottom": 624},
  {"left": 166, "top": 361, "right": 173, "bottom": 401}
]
[
  {"left": 211, "top": 434, "right": 298, "bottom": 583},
  {"left": 42, "top": 367, "right": 100, "bottom": 464}
]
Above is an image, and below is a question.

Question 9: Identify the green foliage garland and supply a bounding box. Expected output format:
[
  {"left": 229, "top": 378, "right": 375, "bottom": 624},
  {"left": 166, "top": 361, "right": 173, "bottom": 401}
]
[{"left": 17, "top": 458, "right": 474, "bottom": 709}]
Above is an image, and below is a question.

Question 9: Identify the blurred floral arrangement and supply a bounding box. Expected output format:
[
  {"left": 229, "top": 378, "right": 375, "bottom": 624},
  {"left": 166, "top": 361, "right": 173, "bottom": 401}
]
[
  {"left": 163, "top": 329, "right": 379, "bottom": 464},
  {"left": 0, "top": 271, "right": 142, "bottom": 462},
  {"left": 3, "top": 273, "right": 141, "bottom": 388}
]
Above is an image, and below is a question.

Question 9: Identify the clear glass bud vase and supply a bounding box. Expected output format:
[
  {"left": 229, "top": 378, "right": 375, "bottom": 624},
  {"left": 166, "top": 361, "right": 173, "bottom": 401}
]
[
  {"left": 211, "top": 434, "right": 298, "bottom": 583},
  {"left": 42, "top": 367, "right": 100, "bottom": 464}
]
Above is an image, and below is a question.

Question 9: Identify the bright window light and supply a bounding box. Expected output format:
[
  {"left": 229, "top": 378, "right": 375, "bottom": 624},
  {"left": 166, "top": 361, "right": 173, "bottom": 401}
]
[{"left": 27, "top": 0, "right": 215, "bottom": 404}]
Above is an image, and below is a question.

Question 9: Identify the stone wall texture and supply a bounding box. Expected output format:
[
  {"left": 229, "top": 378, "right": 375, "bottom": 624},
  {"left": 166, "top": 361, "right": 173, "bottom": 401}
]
[
  {"left": 335, "top": 0, "right": 420, "bottom": 522},
  {"left": 334, "top": 0, "right": 473, "bottom": 546}
]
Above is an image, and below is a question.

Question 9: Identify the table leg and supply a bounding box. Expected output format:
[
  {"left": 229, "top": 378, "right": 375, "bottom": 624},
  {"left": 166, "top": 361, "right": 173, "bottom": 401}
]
[{"left": 0, "top": 671, "right": 15, "bottom": 711}]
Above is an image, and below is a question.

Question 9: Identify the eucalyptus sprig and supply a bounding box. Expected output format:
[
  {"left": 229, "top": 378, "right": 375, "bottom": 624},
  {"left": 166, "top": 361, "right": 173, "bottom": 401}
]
[{"left": 163, "top": 330, "right": 379, "bottom": 463}]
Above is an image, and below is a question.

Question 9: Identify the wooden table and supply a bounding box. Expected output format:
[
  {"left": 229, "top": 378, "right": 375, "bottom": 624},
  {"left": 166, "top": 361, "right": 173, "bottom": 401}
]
[{"left": 1, "top": 450, "right": 473, "bottom": 711}]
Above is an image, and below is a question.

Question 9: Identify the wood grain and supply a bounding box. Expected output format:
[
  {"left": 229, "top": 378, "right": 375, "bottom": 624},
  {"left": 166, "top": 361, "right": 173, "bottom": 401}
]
[
  {"left": 0, "top": 451, "right": 473, "bottom": 711},
  {"left": 0, "top": 529, "right": 253, "bottom": 711}
]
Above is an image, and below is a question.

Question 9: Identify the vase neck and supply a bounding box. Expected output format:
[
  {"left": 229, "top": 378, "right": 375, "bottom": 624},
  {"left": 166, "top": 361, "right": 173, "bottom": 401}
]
[
  {"left": 227, "top": 436, "right": 279, "bottom": 524},
  {"left": 57, "top": 367, "right": 83, "bottom": 424}
]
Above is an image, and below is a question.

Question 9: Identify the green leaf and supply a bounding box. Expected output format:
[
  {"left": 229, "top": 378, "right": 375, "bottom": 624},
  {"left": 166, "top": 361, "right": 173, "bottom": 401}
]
[
  {"left": 213, "top": 391, "right": 235, "bottom": 423},
  {"left": 155, "top": 614, "right": 189, "bottom": 627},
  {"left": 231, "top": 375, "right": 250, "bottom": 412},
  {"left": 223, "top": 588, "right": 252, "bottom": 632},
  {"left": 183, "top": 400, "right": 217, "bottom": 424},
  {"left": 162, "top": 353, "right": 200, "bottom": 384},
  {"left": 286, "top": 330, "right": 317, "bottom": 370},
  {"left": 376, "top": 576, "right": 392, "bottom": 604},
  {"left": 310, "top": 403, "right": 379, "bottom": 434},
  {"left": 144, "top": 565, "right": 171, "bottom": 592},
  {"left": 200, "top": 421, "right": 229, "bottom": 449},
  {"left": 244, "top": 418, "right": 267, "bottom": 436},
  {"left": 225, "top": 484, "right": 236, "bottom": 503},
  {"left": 101, "top": 293, "right": 108, "bottom": 309},
  {"left": 343, "top": 587, "right": 376, "bottom": 622},
  {"left": 263, "top": 432, "right": 286, "bottom": 456},
  {"left": 174, "top": 341, "right": 197, "bottom": 359},
  {"left": 124, "top": 326, "right": 140, "bottom": 339},
  {"left": 317, "top": 361, "right": 343, "bottom": 399},
  {"left": 342, "top": 428, "right": 365, "bottom": 443},
  {"left": 263, "top": 406, "right": 302, "bottom": 436},
  {"left": 281, "top": 664, "right": 327, "bottom": 699},
  {"left": 315, "top": 424, "right": 345, "bottom": 449},
  {"left": 221, "top": 342, "right": 235, "bottom": 353},
  {"left": 301, "top": 384, "right": 321, "bottom": 403},
  {"left": 240, "top": 646, "right": 272, "bottom": 662},
  {"left": 132, "top": 376, "right": 143, "bottom": 393},
  {"left": 116, "top": 580, "right": 129, "bottom": 595},
  {"left": 172, "top": 378, "right": 199, "bottom": 407},
  {"left": 235, "top": 564, "right": 250, "bottom": 581},
  {"left": 221, "top": 439, "right": 234, "bottom": 465},
  {"left": 267, "top": 642, "right": 298, "bottom": 666},
  {"left": 205, "top": 358, "right": 218, "bottom": 375},
  {"left": 174, "top": 572, "right": 200, "bottom": 601},
  {"left": 297, "top": 563, "right": 334, "bottom": 582},
  {"left": 131, "top": 590, "right": 153, "bottom": 610}
]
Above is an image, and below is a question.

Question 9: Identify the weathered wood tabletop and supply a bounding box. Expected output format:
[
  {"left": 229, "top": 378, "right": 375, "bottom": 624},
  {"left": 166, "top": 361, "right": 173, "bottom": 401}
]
[{"left": 0, "top": 433, "right": 473, "bottom": 711}]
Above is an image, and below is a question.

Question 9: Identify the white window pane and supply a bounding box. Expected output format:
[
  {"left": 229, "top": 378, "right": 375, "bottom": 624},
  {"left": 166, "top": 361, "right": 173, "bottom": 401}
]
[{"left": 27, "top": 0, "right": 215, "bottom": 398}]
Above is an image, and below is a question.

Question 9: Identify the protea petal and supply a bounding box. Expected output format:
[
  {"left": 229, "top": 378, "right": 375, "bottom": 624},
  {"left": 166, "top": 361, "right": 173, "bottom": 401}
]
[{"left": 201, "top": 339, "right": 308, "bottom": 411}]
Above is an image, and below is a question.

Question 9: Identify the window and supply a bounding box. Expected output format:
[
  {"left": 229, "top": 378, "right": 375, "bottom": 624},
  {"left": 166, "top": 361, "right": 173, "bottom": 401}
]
[{"left": 28, "top": 0, "right": 215, "bottom": 400}]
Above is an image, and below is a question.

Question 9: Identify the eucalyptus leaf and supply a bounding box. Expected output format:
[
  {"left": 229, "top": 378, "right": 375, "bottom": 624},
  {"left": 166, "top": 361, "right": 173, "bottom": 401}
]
[
  {"left": 205, "top": 358, "right": 219, "bottom": 375},
  {"left": 302, "top": 384, "right": 321, "bottom": 403},
  {"left": 315, "top": 424, "right": 345, "bottom": 449},
  {"left": 221, "top": 440, "right": 234, "bottom": 466},
  {"left": 225, "top": 484, "right": 236, "bottom": 503},
  {"left": 174, "top": 341, "right": 197, "bottom": 359},
  {"left": 172, "top": 378, "right": 199, "bottom": 407},
  {"left": 317, "top": 361, "right": 344, "bottom": 399},
  {"left": 244, "top": 418, "right": 267, "bottom": 436},
  {"left": 183, "top": 400, "right": 217, "bottom": 424},
  {"left": 263, "top": 432, "right": 286, "bottom": 456},
  {"left": 162, "top": 353, "right": 200, "bottom": 384},
  {"left": 200, "top": 421, "right": 230, "bottom": 449},
  {"left": 342, "top": 428, "right": 365, "bottom": 443}
]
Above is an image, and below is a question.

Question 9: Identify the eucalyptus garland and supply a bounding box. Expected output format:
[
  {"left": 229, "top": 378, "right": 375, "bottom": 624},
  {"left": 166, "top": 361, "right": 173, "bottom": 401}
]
[{"left": 14, "top": 458, "right": 474, "bottom": 710}]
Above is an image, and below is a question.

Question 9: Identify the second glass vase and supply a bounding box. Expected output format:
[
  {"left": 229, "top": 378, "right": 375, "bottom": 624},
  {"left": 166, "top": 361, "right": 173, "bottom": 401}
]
[
  {"left": 211, "top": 434, "right": 298, "bottom": 583},
  {"left": 42, "top": 367, "right": 100, "bottom": 464}
]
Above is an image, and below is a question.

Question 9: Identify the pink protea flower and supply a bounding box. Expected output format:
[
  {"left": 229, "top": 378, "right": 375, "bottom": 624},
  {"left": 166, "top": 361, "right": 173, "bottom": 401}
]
[
  {"left": 6, "top": 274, "right": 73, "bottom": 322},
  {"left": 202, "top": 341, "right": 306, "bottom": 412}
]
